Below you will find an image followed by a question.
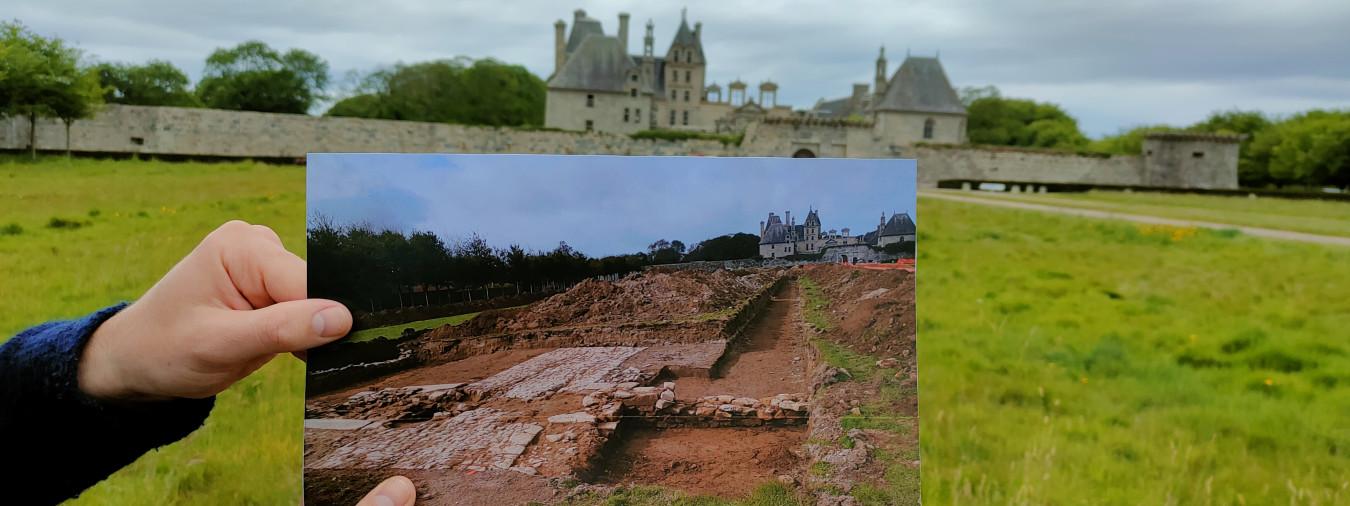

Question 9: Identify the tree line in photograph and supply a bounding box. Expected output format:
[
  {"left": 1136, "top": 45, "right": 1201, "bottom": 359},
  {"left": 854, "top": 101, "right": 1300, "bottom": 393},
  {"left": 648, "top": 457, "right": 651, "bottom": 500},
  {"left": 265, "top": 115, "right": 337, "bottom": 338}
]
[
  {"left": 307, "top": 219, "right": 760, "bottom": 311},
  {"left": 3, "top": 20, "right": 1345, "bottom": 188}
]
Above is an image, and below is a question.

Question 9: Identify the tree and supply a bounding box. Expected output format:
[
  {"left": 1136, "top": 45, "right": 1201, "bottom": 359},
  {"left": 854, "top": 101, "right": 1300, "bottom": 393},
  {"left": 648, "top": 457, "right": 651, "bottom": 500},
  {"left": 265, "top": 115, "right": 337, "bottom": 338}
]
[
  {"left": 327, "top": 58, "right": 546, "bottom": 127},
  {"left": 94, "top": 60, "right": 198, "bottom": 107},
  {"left": 1088, "top": 124, "right": 1178, "bottom": 155},
  {"left": 685, "top": 233, "right": 760, "bottom": 261},
  {"left": 196, "top": 41, "right": 328, "bottom": 114},
  {"left": 966, "top": 95, "right": 1089, "bottom": 150},
  {"left": 50, "top": 67, "right": 103, "bottom": 156},
  {"left": 958, "top": 85, "right": 1000, "bottom": 107},
  {"left": 0, "top": 21, "right": 103, "bottom": 158},
  {"left": 1248, "top": 110, "right": 1350, "bottom": 188}
]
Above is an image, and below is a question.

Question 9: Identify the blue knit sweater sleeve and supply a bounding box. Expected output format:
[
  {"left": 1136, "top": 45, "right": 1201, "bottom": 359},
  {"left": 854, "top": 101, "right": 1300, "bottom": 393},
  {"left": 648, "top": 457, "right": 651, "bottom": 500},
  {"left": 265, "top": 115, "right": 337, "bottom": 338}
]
[{"left": 0, "top": 304, "right": 215, "bottom": 504}]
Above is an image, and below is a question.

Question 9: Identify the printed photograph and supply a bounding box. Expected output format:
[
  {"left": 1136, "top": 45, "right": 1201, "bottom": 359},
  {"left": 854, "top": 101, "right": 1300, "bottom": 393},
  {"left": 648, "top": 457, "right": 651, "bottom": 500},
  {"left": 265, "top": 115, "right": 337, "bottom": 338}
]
[{"left": 302, "top": 154, "right": 919, "bottom": 504}]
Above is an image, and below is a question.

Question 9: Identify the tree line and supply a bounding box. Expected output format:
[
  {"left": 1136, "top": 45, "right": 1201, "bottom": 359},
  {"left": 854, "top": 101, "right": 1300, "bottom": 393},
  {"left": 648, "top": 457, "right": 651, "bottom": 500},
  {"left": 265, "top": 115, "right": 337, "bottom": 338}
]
[
  {"left": 958, "top": 85, "right": 1350, "bottom": 189},
  {"left": 307, "top": 219, "right": 759, "bottom": 310},
  {"left": 0, "top": 20, "right": 546, "bottom": 158}
]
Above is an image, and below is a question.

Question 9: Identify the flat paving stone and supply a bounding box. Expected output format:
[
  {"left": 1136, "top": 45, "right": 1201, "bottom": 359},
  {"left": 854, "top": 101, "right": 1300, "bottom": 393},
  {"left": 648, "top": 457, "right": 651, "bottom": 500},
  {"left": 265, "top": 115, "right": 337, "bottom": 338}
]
[
  {"left": 305, "top": 419, "right": 377, "bottom": 430},
  {"left": 467, "top": 347, "right": 644, "bottom": 399}
]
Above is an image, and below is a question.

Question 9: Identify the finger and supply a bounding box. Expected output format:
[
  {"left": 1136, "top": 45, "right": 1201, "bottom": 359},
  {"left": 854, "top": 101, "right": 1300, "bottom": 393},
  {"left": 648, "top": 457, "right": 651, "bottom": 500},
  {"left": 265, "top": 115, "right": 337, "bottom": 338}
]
[
  {"left": 221, "top": 233, "right": 309, "bottom": 307},
  {"left": 356, "top": 475, "right": 416, "bottom": 506},
  {"left": 216, "top": 299, "right": 352, "bottom": 362},
  {"left": 251, "top": 224, "right": 284, "bottom": 247}
]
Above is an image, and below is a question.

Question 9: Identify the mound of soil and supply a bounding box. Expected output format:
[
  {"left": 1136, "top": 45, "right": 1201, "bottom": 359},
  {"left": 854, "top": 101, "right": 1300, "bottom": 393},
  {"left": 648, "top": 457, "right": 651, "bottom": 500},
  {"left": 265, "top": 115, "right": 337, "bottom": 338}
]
[
  {"left": 427, "top": 270, "right": 778, "bottom": 339},
  {"left": 804, "top": 265, "right": 917, "bottom": 358}
]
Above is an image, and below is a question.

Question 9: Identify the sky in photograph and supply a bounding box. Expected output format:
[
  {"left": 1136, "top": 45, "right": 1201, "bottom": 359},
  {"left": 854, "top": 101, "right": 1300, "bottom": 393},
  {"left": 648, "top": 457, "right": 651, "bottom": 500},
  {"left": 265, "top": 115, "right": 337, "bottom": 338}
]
[
  {"left": 307, "top": 154, "right": 917, "bottom": 256},
  {"left": 10, "top": 0, "right": 1350, "bottom": 137}
]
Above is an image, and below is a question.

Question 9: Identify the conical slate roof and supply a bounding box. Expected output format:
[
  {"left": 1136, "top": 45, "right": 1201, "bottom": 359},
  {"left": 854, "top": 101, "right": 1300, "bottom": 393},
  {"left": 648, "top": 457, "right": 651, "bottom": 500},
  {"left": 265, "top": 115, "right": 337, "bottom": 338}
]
[
  {"left": 804, "top": 210, "right": 821, "bottom": 227},
  {"left": 668, "top": 17, "right": 705, "bottom": 62},
  {"left": 549, "top": 36, "right": 636, "bottom": 92},
  {"left": 874, "top": 57, "right": 965, "bottom": 115}
]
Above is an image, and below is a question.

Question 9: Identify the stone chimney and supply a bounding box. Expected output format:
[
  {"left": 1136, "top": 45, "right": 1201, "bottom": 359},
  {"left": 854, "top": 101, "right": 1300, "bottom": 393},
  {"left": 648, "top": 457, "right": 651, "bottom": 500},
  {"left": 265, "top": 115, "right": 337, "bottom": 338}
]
[
  {"left": 554, "top": 20, "right": 567, "bottom": 75},
  {"left": 618, "top": 13, "right": 630, "bottom": 54},
  {"left": 694, "top": 21, "right": 702, "bottom": 40}
]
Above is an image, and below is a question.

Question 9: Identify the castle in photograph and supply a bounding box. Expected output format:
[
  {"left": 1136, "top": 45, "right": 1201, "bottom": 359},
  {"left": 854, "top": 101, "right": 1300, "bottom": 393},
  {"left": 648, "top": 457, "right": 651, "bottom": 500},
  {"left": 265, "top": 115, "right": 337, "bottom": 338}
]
[{"left": 758, "top": 209, "right": 916, "bottom": 259}]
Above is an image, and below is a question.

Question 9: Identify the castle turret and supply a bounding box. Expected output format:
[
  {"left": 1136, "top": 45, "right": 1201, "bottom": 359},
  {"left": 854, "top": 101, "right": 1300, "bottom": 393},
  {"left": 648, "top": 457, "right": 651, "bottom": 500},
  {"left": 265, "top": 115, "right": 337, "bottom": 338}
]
[{"left": 874, "top": 46, "right": 888, "bottom": 104}]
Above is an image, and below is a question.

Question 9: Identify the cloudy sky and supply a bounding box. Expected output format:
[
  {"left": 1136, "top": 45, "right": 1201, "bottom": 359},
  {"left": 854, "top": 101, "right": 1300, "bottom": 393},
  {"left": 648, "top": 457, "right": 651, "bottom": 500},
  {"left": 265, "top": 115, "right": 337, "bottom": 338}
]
[
  {"left": 307, "top": 155, "right": 917, "bottom": 256},
  {"left": 13, "top": 0, "right": 1349, "bottom": 136}
]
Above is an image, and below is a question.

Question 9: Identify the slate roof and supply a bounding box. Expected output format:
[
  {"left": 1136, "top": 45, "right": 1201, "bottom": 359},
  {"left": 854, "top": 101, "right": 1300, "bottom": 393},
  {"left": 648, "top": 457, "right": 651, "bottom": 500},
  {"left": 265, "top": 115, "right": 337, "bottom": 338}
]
[
  {"left": 549, "top": 36, "right": 637, "bottom": 92},
  {"left": 880, "top": 212, "right": 917, "bottom": 237},
  {"left": 804, "top": 210, "right": 821, "bottom": 227},
  {"left": 874, "top": 57, "right": 965, "bottom": 115},
  {"left": 760, "top": 223, "right": 791, "bottom": 245},
  {"left": 812, "top": 97, "right": 851, "bottom": 118},
  {"left": 628, "top": 55, "right": 666, "bottom": 95},
  {"left": 566, "top": 15, "right": 605, "bottom": 54},
  {"left": 669, "top": 18, "right": 705, "bottom": 62}
]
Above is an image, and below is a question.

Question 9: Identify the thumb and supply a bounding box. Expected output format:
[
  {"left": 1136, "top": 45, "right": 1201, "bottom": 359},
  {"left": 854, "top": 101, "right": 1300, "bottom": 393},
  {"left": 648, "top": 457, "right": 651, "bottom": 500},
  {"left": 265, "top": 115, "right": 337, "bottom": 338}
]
[
  {"left": 356, "top": 475, "right": 416, "bottom": 506},
  {"left": 220, "top": 299, "right": 352, "bottom": 362}
]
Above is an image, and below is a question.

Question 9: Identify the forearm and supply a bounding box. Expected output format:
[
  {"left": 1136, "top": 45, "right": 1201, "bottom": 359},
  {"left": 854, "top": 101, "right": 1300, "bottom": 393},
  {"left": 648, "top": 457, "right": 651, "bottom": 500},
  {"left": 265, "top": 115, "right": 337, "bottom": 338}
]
[{"left": 0, "top": 304, "right": 215, "bottom": 504}]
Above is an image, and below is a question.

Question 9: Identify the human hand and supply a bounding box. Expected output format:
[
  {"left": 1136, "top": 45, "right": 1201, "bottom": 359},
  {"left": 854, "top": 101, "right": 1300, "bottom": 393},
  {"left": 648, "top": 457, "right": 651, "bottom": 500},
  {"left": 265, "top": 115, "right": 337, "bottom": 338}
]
[
  {"left": 78, "top": 220, "right": 353, "bottom": 401},
  {"left": 355, "top": 475, "right": 417, "bottom": 506}
]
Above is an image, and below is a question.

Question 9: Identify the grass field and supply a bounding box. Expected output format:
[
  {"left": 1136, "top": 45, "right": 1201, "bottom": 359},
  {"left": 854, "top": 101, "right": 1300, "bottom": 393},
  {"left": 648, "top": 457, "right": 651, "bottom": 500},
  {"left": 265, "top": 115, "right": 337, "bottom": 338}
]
[
  {"left": 1, "top": 156, "right": 307, "bottom": 504},
  {"left": 4, "top": 157, "right": 1348, "bottom": 505},
  {"left": 346, "top": 312, "right": 481, "bottom": 343},
  {"left": 960, "top": 189, "right": 1350, "bottom": 238},
  {"left": 918, "top": 196, "right": 1350, "bottom": 505}
]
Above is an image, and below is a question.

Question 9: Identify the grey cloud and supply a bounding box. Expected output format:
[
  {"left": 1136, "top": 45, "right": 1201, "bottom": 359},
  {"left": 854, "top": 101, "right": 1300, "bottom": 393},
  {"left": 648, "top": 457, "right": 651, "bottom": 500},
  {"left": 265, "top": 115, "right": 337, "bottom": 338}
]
[{"left": 13, "top": 0, "right": 1350, "bottom": 136}]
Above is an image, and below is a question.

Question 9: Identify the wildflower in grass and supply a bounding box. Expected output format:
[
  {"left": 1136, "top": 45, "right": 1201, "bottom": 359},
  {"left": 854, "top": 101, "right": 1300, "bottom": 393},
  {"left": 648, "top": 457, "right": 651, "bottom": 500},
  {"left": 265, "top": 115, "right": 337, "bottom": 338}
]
[
  {"left": 1079, "top": 375, "right": 1088, "bottom": 384},
  {"left": 1264, "top": 378, "right": 1274, "bottom": 386}
]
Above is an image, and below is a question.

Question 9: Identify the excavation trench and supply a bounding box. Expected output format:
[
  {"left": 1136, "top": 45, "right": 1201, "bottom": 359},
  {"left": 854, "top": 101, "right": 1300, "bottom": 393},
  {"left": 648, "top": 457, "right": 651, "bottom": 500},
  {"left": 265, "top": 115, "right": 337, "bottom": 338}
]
[
  {"left": 304, "top": 269, "right": 814, "bottom": 503},
  {"left": 586, "top": 281, "right": 812, "bottom": 497}
]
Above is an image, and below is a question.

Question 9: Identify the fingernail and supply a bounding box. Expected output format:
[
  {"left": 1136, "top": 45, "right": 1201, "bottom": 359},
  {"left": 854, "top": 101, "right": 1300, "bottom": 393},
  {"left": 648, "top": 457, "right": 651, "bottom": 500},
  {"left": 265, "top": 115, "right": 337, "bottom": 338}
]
[
  {"left": 312, "top": 306, "right": 347, "bottom": 338},
  {"left": 375, "top": 476, "right": 414, "bottom": 506}
]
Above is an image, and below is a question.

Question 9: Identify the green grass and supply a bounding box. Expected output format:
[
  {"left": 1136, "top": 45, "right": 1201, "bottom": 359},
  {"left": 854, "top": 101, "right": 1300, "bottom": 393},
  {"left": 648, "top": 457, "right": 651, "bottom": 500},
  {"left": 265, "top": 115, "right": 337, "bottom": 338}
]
[
  {"left": 346, "top": 312, "right": 481, "bottom": 343},
  {"left": 0, "top": 156, "right": 307, "bottom": 504},
  {"left": 6, "top": 157, "right": 1348, "bottom": 505},
  {"left": 967, "top": 189, "right": 1350, "bottom": 238},
  {"left": 918, "top": 196, "right": 1350, "bottom": 505}
]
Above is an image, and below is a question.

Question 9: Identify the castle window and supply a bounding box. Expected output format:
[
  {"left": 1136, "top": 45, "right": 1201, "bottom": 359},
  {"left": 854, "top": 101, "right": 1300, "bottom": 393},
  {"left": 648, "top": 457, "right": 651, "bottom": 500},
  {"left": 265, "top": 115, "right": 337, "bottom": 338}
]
[
  {"left": 671, "top": 90, "right": 677, "bottom": 100},
  {"left": 923, "top": 118, "right": 935, "bottom": 139},
  {"left": 630, "top": 88, "right": 637, "bottom": 97},
  {"left": 685, "top": 70, "right": 691, "bottom": 83},
  {"left": 586, "top": 94, "right": 594, "bottom": 107},
  {"left": 624, "top": 108, "right": 630, "bottom": 122},
  {"left": 636, "top": 109, "right": 641, "bottom": 122},
  {"left": 631, "top": 74, "right": 638, "bottom": 82},
  {"left": 670, "top": 110, "right": 676, "bottom": 125},
  {"left": 684, "top": 90, "right": 690, "bottom": 102},
  {"left": 682, "top": 110, "right": 689, "bottom": 125},
  {"left": 1192, "top": 152, "right": 1205, "bottom": 158},
  {"left": 585, "top": 120, "right": 593, "bottom": 131}
]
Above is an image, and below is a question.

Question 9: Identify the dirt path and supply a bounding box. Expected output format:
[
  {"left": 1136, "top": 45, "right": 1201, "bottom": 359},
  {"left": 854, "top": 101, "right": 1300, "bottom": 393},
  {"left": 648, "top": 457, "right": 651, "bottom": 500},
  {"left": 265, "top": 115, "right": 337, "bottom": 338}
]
[
  {"left": 675, "top": 282, "right": 809, "bottom": 399},
  {"left": 921, "top": 190, "right": 1350, "bottom": 247}
]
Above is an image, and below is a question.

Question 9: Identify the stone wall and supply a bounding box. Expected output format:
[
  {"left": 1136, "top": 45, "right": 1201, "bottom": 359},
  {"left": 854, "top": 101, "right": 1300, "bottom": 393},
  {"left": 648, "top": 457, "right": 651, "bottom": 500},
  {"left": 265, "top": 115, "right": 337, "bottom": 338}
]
[
  {"left": 910, "top": 145, "right": 1146, "bottom": 187},
  {"left": 1, "top": 104, "right": 1237, "bottom": 189}
]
